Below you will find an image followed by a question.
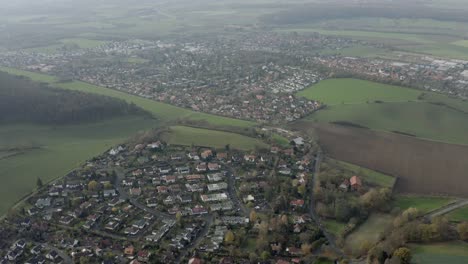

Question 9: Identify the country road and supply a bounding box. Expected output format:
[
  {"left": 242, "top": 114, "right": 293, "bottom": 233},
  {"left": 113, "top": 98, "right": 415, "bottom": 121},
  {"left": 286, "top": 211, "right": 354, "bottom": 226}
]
[
  {"left": 426, "top": 199, "right": 468, "bottom": 220},
  {"left": 309, "top": 151, "right": 344, "bottom": 257}
]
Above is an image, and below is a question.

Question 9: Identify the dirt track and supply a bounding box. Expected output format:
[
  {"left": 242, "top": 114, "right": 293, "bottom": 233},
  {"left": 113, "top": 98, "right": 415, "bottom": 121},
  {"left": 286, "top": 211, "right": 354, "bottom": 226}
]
[{"left": 291, "top": 122, "right": 468, "bottom": 197}]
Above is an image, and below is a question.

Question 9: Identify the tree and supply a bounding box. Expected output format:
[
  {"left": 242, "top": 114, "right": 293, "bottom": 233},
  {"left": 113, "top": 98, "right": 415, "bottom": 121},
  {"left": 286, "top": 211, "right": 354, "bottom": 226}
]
[
  {"left": 298, "top": 184, "right": 307, "bottom": 197},
  {"left": 457, "top": 222, "right": 468, "bottom": 240},
  {"left": 393, "top": 247, "right": 412, "bottom": 264},
  {"left": 224, "top": 230, "right": 235, "bottom": 244},
  {"left": 260, "top": 251, "right": 271, "bottom": 261},
  {"left": 36, "top": 177, "right": 43, "bottom": 189},
  {"left": 88, "top": 180, "right": 99, "bottom": 192},
  {"left": 301, "top": 243, "right": 313, "bottom": 255},
  {"left": 176, "top": 212, "right": 183, "bottom": 227},
  {"left": 250, "top": 209, "right": 258, "bottom": 223}
]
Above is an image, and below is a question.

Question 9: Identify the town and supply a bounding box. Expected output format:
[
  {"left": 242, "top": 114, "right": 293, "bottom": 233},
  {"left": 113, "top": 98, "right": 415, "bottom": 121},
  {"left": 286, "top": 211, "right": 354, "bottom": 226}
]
[{"left": 2, "top": 32, "right": 467, "bottom": 125}]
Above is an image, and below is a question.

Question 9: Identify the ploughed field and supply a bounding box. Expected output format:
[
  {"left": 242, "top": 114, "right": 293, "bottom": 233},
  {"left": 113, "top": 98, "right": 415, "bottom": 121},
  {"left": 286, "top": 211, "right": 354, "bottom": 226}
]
[{"left": 291, "top": 122, "right": 468, "bottom": 197}]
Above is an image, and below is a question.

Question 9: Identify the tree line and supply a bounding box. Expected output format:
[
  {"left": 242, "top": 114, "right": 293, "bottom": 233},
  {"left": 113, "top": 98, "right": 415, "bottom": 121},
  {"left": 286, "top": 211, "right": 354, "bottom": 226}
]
[{"left": 0, "top": 72, "right": 150, "bottom": 125}]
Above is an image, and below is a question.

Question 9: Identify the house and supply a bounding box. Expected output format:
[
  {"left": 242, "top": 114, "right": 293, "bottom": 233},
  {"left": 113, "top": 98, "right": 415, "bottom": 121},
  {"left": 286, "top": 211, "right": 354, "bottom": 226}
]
[
  {"left": 350, "top": 176, "right": 362, "bottom": 190},
  {"left": 243, "top": 195, "right": 255, "bottom": 203},
  {"left": 201, "top": 149, "right": 213, "bottom": 160},
  {"left": 130, "top": 188, "right": 142, "bottom": 196},
  {"left": 191, "top": 205, "right": 208, "bottom": 215},
  {"left": 46, "top": 250, "right": 59, "bottom": 261},
  {"left": 137, "top": 250, "right": 151, "bottom": 262},
  {"left": 30, "top": 245, "right": 43, "bottom": 255},
  {"left": 7, "top": 247, "right": 23, "bottom": 261},
  {"left": 271, "top": 146, "right": 280, "bottom": 154},
  {"left": 196, "top": 163, "right": 207, "bottom": 172},
  {"left": 292, "top": 137, "right": 304, "bottom": 146},
  {"left": 286, "top": 247, "right": 302, "bottom": 256},
  {"left": 132, "top": 169, "right": 143, "bottom": 177},
  {"left": 290, "top": 199, "right": 305, "bottom": 207},
  {"left": 35, "top": 197, "right": 52, "bottom": 208},
  {"left": 163, "top": 175, "right": 177, "bottom": 184},
  {"left": 200, "top": 193, "right": 228, "bottom": 202},
  {"left": 25, "top": 256, "right": 46, "bottom": 264},
  {"left": 133, "top": 219, "right": 148, "bottom": 229},
  {"left": 146, "top": 198, "right": 158, "bottom": 207},
  {"left": 147, "top": 141, "right": 162, "bottom": 150},
  {"left": 177, "top": 166, "right": 190, "bottom": 174},
  {"left": 124, "top": 245, "right": 135, "bottom": 256},
  {"left": 59, "top": 216, "right": 74, "bottom": 225},
  {"left": 207, "top": 163, "right": 220, "bottom": 171},
  {"left": 243, "top": 155, "right": 256, "bottom": 163},
  {"left": 188, "top": 257, "right": 202, "bottom": 264},
  {"left": 276, "top": 260, "right": 290, "bottom": 264},
  {"left": 216, "top": 152, "right": 228, "bottom": 161},
  {"left": 15, "top": 240, "right": 26, "bottom": 249},
  {"left": 103, "top": 189, "right": 117, "bottom": 197},
  {"left": 157, "top": 186, "right": 169, "bottom": 193},
  {"left": 177, "top": 194, "right": 193, "bottom": 203},
  {"left": 207, "top": 182, "right": 228, "bottom": 192},
  {"left": 188, "top": 152, "right": 200, "bottom": 160},
  {"left": 185, "top": 174, "right": 204, "bottom": 182},
  {"left": 339, "top": 179, "right": 350, "bottom": 191}
]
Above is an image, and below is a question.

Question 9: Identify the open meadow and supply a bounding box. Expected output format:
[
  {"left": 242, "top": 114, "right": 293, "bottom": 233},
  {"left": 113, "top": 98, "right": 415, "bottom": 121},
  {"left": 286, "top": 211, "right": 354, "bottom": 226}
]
[
  {"left": 344, "top": 214, "right": 393, "bottom": 256},
  {"left": 162, "top": 126, "right": 268, "bottom": 151},
  {"left": 410, "top": 241, "right": 468, "bottom": 264}
]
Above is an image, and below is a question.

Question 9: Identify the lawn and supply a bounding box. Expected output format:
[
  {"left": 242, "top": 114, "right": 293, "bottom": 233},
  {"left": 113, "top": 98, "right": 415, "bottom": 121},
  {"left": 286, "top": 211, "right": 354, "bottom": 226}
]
[
  {"left": 0, "top": 67, "right": 255, "bottom": 128},
  {"left": 298, "top": 78, "right": 422, "bottom": 105},
  {"left": 447, "top": 206, "right": 468, "bottom": 222},
  {"left": 162, "top": 126, "right": 268, "bottom": 151},
  {"left": 344, "top": 214, "right": 393, "bottom": 255},
  {"left": 393, "top": 196, "right": 453, "bottom": 214},
  {"left": 330, "top": 159, "right": 396, "bottom": 188},
  {"left": 410, "top": 241, "right": 468, "bottom": 264},
  {"left": 0, "top": 117, "right": 156, "bottom": 215}
]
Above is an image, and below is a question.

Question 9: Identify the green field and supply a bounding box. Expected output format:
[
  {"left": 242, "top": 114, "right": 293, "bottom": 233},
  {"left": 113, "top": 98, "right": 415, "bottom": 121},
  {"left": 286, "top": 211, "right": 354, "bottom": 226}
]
[
  {"left": 331, "top": 159, "right": 396, "bottom": 188},
  {"left": 0, "top": 67, "right": 255, "bottom": 128},
  {"left": 393, "top": 196, "right": 453, "bottom": 214},
  {"left": 0, "top": 117, "right": 156, "bottom": 215},
  {"left": 275, "top": 17, "right": 468, "bottom": 59},
  {"left": 300, "top": 78, "right": 468, "bottom": 145},
  {"left": 447, "top": 206, "right": 468, "bottom": 222},
  {"left": 163, "top": 126, "right": 268, "bottom": 150},
  {"left": 344, "top": 214, "right": 393, "bottom": 255},
  {"left": 410, "top": 241, "right": 468, "bottom": 264},
  {"left": 298, "top": 78, "right": 421, "bottom": 105}
]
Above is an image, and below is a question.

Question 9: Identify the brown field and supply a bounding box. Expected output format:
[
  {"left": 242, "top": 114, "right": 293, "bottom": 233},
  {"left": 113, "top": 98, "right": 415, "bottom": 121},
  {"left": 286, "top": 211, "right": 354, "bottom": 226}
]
[{"left": 291, "top": 121, "right": 468, "bottom": 197}]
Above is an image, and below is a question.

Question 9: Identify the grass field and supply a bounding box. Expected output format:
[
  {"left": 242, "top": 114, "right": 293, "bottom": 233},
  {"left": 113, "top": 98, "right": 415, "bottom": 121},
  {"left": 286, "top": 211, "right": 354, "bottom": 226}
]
[
  {"left": 393, "top": 196, "right": 453, "bottom": 214},
  {"left": 344, "top": 214, "right": 393, "bottom": 255},
  {"left": 0, "top": 67, "right": 255, "bottom": 128},
  {"left": 163, "top": 126, "right": 268, "bottom": 150},
  {"left": 447, "top": 206, "right": 468, "bottom": 222},
  {"left": 0, "top": 117, "right": 156, "bottom": 215},
  {"left": 300, "top": 78, "right": 468, "bottom": 145},
  {"left": 410, "top": 241, "right": 468, "bottom": 264},
  {"left": 26, "top": 38, "right": 107, "bottom": 53},
  {"left": 324, "top": 219, "right": 347, "bottom": 236},
  {"left": 298, "top": 78, "right": 421, "bottom": 105},
  {"left": 330, "top": 159, "right": 396, "bottom": 188}
]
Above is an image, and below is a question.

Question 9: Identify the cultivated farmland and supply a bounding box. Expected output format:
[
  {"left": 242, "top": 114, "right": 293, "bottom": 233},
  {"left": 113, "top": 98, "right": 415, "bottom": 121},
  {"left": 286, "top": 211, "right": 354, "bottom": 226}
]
[
  {"left": 291, "top": 122, "right": 468, "bottom": 197},
  {"left": 299, "top": 78, "right": 468, "bottom": 145}
]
